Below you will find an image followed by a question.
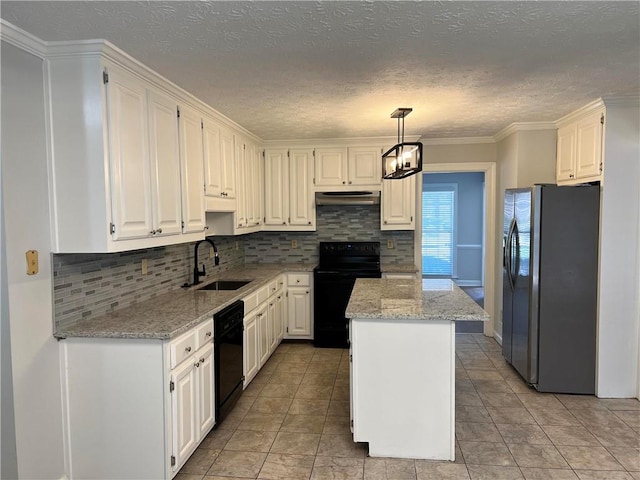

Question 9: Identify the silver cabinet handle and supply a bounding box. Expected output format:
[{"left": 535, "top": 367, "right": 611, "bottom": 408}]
[{"left": 185, "top": 346, "right": 192, "bottom": 353}]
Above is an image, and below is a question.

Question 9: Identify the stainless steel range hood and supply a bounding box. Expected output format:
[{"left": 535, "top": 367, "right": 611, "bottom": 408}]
[{"left": 315, "top": 191, "right": 380, "bottom": 206}]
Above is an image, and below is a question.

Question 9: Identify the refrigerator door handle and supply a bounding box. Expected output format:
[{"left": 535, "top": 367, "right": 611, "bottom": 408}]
[
  {"left": 511, "top": 219, "right": 520, "bottom": 288},
  {"left": 505, "top": 219, "right": 516, "bottom": 291}
]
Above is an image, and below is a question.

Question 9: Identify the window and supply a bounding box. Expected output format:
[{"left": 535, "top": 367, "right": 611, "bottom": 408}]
[{"left": 422, "top": 184, "right": 457, "bottom": 277}]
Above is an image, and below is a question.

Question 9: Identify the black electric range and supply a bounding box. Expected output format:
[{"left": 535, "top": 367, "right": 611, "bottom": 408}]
[{"left": 313, "top": 242, "right": 381, "bottom": 348}]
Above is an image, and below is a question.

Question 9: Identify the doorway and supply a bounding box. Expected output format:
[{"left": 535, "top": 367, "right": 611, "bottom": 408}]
[{"left": 416, "top": 162, "right": 497, "bottom": 337}]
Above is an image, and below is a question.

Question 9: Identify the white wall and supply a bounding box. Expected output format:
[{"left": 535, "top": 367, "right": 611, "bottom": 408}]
[
  {"left": 1, "top": 40, "right": 66, "bottom": 478},
  {"left": 494, "top": 129, "right": 557, "bottom": 343},
  {"left": 597, "top": 100, "right": 640, "bottom": 398}
]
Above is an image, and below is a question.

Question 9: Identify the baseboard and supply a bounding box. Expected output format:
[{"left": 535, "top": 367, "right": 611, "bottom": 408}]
[{"left": 494, "top": 331, "right": 503, "bottom": 346}]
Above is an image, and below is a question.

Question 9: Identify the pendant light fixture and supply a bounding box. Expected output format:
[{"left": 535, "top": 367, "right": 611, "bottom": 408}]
[{"left": 382, "top": 108, "right": 423, "bottom": 179}]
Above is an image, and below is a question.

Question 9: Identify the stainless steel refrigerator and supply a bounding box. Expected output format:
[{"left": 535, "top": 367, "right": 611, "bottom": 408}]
[{"left": 502, "top": 184, "right": 599, "bottom": 394}]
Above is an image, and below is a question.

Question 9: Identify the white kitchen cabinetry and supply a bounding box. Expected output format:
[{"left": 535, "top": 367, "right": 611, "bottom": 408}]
[
  {"left": 59, "top": 319, "right": 215, "bottom": 479},
  {"left": 381, "top": 175, "right": 416, "bottom": 230},
  {"left": 264, "top": 148, "right": 316, "bottom": 231},
  {"left": 203, "top": 118, "right": 236, "bottom": 202},
  {"left": 556, "top": 105, "right": 605, "bottom": 185},
  {"left": 286, "top": 273, "right": 313, "bottom": 339},
  {"left": 178, "top": 105, "right": 206, "bottom": 234},
  {"left": 242, "top": 275, "right": 286, "bottom": 387},
  {"left": 47, "top": 53, "right": 206, "bottom": 252},
  {"left": 314, "top": 146, "right": 382, "bottom": 190}
]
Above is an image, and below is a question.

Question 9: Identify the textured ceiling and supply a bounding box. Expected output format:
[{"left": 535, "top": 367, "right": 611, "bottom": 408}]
[{"left": 2, "top": 1, "right": 639, "bottom": 140}]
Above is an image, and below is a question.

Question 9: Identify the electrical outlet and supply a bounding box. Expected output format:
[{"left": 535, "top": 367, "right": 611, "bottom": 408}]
[
  {"left": 387, "top": 239, "right": 394, "bottom": 249},
  {"left": 209, "top": 247, "right": 215, "bottom": 259},
  {"left": 291, "top": 239, "right": 298, "bottom": 249},
  {"left": 235, "top": 241, "right": 240, "bottom": 251},
  {"left": 141, "top": 259, "right": 148, "bottom": 275}
]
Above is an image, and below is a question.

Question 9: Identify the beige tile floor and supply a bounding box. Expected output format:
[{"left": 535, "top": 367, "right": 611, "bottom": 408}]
[{"left": 177, "top": 334, "right": 640, "bottom": 480}]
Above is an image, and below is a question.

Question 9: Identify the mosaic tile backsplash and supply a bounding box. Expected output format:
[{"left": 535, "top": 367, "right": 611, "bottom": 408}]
[
  {"left": 244, "top": 204, "right": 414, "bottom": 264},
  {"left": 53, "top": 205, "right": 413, "bottom": 328},
  {"left": 53, "top": 236, "right": 244, "bottom": 330}
]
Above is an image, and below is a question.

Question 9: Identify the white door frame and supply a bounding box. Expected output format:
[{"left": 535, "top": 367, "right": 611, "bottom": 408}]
[{"left": 416, "top": 163, "right": 497, "bottom": 337}]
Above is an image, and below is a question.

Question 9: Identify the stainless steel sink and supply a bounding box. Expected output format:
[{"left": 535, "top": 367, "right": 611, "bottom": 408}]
[{"left": 197, "top": 280, "right": 252, "bottom": 291}]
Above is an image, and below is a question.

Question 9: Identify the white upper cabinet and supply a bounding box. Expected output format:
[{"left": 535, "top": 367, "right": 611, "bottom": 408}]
[
  {"left": 556, "top": 104, "right": 605, "bottom": 185},
  {"left": 203, "top": 118, "right": 236, "bottom": 200},
  {"left": 314, "top": 146, "right": 382, "bottom": 190},
  {"left": 147, "top": 89, "right": 183, "bottom": 238},
  {"left": 381, "top": 175, "right": 416, "bottom": 230},
  {"left": 178, "top": 105, "right": 206, "bottom": 234},
  {"left": 107, "top": 66, "right": 153, "bottom": 241},
  {"left": 264, "top": 148, "right": 315, "bottom": 231},
  {"left": 47, "top": 52, "right": 206, "bottom": 252}
]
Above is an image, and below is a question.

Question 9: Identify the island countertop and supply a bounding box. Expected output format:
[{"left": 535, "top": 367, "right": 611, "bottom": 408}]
[{"left": 346, "top": 278, "right": 488, "bottom": 321}]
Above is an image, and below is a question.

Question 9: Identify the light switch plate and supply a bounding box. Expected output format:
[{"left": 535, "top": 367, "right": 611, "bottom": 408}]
[
  {"left": 209, "top": 247, "right": 215, "bottom": 259},
  {"left": 141, "top": 259, "right": 148, "bottom": 275},
  {"left": 291, "top": 239, "right": 298, "bottom": 249},
  {"left": 26, "top": 250, "right": 38, "bottom": 275},
  {"left": 387, "top": 239, "right": 394, "bottom": 249}
]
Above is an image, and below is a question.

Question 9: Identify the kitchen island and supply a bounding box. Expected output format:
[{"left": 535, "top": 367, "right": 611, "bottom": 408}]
[{"left": 346, "top": 278, "right": 488, "bottom": 461}]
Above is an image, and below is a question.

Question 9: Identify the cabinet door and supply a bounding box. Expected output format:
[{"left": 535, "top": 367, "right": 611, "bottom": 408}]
[
  {"left": 275, "top": 293, "right": 285, "bottom": 343},
  {"left": 257, "top": 304, "right": 270, "bottom": 366},
  {"left": 243, "top": 314, "right": 259, "bottom": 386},
  {"left": 348, "top": 147, "right": 382, "bottom": 186},
  {"left": 171, "top": 358, "right": 197, "bottom": 471},
  {"left": 235, "top": 137, "right": 248, "bottom": 228},
  {"left": 106, "top": 67, "right": 153, "bottom": 240},
  {"left": 287, "top": 287, "right": 312, "bottom": 337},
  {"left": 381, "top": 175, "right": 415, "bottom": 230},
  {"left": 147, "top": 89, "right": 182, "bottom": 237},
  {"left": 264, "top": 149, "right": 289, "bottom": 226},
  {"left": 203, "top": 118, "right": 223, "bottom": 198},
  {"left": 178, "top": 106, "right": 206, "bottom": 233},
  {"left": 251, "top": 143, "right": 264, "bottom": 228},
  {"left": 556, "top": 124, "right": 577, "bottom": 182},
  {"left": 576, "top": 112, "right": 603, "bottom": 179},
  {"left": 196, "top": 343, "right": 215, "bottom": 438},
  {"left": 314, "top": 148, "right": 348, "bottom": 186},
  {"left": 267, "top": 299, "right": 278, "bottom": 354},
  {"left": 220, "top": 127, "right": 237, "bottom": 198},
  {"left": 289, "top": 149, "right": 315, "bottom": 228}
]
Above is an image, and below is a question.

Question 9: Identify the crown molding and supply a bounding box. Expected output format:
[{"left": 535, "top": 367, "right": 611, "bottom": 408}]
[
  {"left": 493, "top": 122, "right": 557, "bottom": 142},
  {"left": 422, "top": 136, "right": 495, "bottom": 146},
  {"left": 262, "top": 135, "right": 420, "bottom": 148},
  {"left": 0, "top": 19, "right": 47, "bottom": 57},
  {"left": 602, "top": 95, "right": 640, "bottom": 108},
  {"left": 555, "top": 98, "right": 606, "bottom": 127}
]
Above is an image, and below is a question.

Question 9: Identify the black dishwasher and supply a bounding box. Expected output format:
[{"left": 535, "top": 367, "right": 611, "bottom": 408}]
[{"left": 214, "top": 300, "right": 244, "bottom": 423}]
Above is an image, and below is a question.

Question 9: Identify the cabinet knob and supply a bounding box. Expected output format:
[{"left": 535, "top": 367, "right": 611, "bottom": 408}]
[
  {"left": 194, "top": 362, "right": 200, "bottom": 368},
  {"left": 283, "top": 221, "right": 286, "bottom": 225},
  {"left": 150, "top": 229, "right": 156, "bottom": 235},
  {"left": 185, "top": 346, "right": 192, "bottom": 353},
  {"left": 308, "top": 221, "right": 311, "bottom": 225},
  {"left": 569, "top": 174, "right": 574, "bottom": 178},
  {"left": 156, "top": 228, "right": 162, "bottom": 234},
  {"left": 205, "top": 331, "right": 212, "bottom": 337},
  {"left": 296, "top": 279, "right": 300, "bottom": 283},
  {"left": 306, "top": 291, "right": 309, "bottom": 294},
  {"left": 384, "top": 221, "right": 387, "bottom": 224},
  {"left": 200, "top": 357, "right": 205, "bottom": 364},
  {"left": 349, "top": 181, "right": 352, "bottom": 184},
  {"left": 342, "top": 181, "right": 346, "bottom": 184}
]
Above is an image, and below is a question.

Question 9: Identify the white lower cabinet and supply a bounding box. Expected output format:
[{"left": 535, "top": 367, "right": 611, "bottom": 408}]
[
  {"left": 59, "top": 319, "right": 215, "bottom": 479},
  {"left": 242, "top": 275, "right": 287, "bottom": 388},
  {"left": 285, "top": 273, "right": 313, "bottom": 339}
]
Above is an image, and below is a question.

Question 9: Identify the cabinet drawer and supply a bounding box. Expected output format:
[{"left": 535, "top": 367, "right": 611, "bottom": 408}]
[
  {"left": 268, "top": 279, "right": 279, "bottom": 297},
  {"left": 288, "top": 273, "right": 310, "bottom": 287},
  {"left": 256, "top": 284, "right": 270, "bottom": 305},
  {"left": 170, "top": 330, "right": 197, "bottom": 369},
  {"left": 243, "top": 291, "right": 259, "bottom": 314},
  {"left": 196, "top": 319, "right": 214, "bottom": 348}
]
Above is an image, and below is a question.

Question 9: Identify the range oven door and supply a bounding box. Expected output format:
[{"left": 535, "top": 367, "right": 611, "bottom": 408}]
[{"left": 313, "top": 270, "right": 380, "bottom": 348}]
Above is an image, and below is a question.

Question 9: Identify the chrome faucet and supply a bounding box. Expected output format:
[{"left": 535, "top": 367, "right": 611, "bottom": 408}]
[{"left": 193, "top": 238, "right": 219, "bottom": 286}]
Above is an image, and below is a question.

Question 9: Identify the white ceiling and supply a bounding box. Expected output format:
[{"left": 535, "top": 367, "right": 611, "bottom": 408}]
[{"left": 2, "top": 1, "right": 639, "bottom": 141}]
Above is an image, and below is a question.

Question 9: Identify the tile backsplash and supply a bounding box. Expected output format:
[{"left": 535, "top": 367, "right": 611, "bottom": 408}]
[
  {"left": 53, "top": 205, "right": 414, "bottom": 329},
  {"left": 53, "top": 236, "right": 243, "bottom": 330},
  {"left": 244, "top": 204, "right": 414, "bottom": 264}
]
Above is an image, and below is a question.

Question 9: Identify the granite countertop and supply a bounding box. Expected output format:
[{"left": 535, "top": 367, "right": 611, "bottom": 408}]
[
  {"left": 55, "top": 263, "right": 316, "bottom": 341},
  {"left": 380, "top": 264, "right": 419, "bottom": 274},
  {"left": 346, "top": 278, "right": 488, "bottom": 322}
]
